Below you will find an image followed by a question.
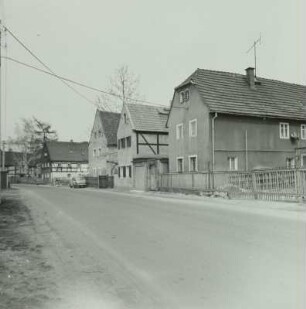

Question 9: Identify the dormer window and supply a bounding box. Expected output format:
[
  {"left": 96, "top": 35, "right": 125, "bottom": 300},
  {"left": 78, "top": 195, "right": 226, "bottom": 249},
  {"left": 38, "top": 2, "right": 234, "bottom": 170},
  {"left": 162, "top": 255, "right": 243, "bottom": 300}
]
[{"left": 179, "top": 89, "right": 190, "bottom": 103}]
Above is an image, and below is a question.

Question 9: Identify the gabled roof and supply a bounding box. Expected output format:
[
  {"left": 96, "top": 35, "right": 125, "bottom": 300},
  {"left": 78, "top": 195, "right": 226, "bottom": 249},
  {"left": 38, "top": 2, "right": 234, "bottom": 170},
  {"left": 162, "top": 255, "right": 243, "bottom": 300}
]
[
  {"left": 45, "top": 141, "right": 88, "bottom": 162},
  {"left": 0, "top": 151, "right": 23, "bottom": 167},
  {"left": 176, "top": 68, "right": 306, "bottom": 120},
  {"left": 98, "top": 110, "right": 121, "bottom": 146},
  {"left": 126, "top": 103, "right": 169, "bottom": 132}
]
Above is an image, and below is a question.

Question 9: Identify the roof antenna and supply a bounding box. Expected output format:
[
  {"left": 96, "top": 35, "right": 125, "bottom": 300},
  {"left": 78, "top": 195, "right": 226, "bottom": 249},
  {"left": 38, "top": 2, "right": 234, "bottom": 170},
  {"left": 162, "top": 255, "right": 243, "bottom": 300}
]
[{"left": 246, "top": 34, "right": 262, "bottom": 77}]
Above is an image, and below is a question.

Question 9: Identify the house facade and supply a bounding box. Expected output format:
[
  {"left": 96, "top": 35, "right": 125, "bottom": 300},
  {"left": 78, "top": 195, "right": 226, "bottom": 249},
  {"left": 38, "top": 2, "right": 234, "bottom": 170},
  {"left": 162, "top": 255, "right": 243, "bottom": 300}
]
[
  {"left": 167, "top": 67, "right": 306, "bottom": 172},
  {"left": 41, "top": 141, "right": 88, "bottom": 181},
  {"left": 116, "top": 103, "right": 169, "bottom": 190},
  {"left": 88, "top": 110, "right": 120, "bottom": 176}
]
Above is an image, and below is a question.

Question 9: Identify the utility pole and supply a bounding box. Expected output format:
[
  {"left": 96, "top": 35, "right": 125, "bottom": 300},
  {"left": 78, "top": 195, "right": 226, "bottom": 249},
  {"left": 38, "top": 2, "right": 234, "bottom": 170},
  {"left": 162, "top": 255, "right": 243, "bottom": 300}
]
[{"left": 0, "top": 19, "right": 3, "bottom": 202}]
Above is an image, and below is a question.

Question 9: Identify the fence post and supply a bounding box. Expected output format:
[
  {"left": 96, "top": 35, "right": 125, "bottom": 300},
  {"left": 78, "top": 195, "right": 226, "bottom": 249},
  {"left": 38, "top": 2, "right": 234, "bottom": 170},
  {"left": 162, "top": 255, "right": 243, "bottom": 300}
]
[
  {"left": 296, "top": 170, "right": 302, "bottom": 203},
  {"left": 252, "top": 171, "right": 258, "bottom": 199}
]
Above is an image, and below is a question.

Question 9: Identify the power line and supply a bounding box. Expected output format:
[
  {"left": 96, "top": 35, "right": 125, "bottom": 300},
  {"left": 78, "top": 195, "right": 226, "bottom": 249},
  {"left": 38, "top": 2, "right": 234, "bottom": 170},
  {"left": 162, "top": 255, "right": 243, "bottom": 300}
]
[
  {"left": 2, "top": 24, "right": 167, "bottom": 109},
  {"left": 2, "top": 55, "right": 167, "bottom": 108},
  {"left": 2, "top": 24, "right": 108, "bottom": 110}
]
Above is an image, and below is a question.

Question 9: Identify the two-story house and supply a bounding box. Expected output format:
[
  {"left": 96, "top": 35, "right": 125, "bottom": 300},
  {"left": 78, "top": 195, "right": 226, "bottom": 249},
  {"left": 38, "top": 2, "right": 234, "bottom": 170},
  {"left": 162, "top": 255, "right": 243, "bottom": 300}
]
[
  {"left": 88, "top": 109, "right": 121, "bottom": 176},
  {"left": 41, "top": 141, "right": 88, "bottom": 181},
  {"left": 167, "top": 67, "right": 306, "bottom": 172},
  {"left": 116, "top": 103, "right": 169, "bottom": 190}
]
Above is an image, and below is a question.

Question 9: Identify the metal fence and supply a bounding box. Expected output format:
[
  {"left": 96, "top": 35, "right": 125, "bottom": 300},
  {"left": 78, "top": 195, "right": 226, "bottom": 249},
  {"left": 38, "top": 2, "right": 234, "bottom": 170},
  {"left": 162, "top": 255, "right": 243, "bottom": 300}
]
[{"left": 159, "top": 169, "right": 306, "bottom": 202}]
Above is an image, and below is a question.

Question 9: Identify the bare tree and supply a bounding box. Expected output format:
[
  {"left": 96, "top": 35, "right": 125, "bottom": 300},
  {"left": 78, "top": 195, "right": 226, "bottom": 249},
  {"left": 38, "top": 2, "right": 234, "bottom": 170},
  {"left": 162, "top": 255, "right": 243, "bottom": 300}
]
[
  {"left": 7, "top": 117, "right": 58, "bottom": 175},
  {"left": 98, "top": 65, "right": 140, "bottom": 113}
]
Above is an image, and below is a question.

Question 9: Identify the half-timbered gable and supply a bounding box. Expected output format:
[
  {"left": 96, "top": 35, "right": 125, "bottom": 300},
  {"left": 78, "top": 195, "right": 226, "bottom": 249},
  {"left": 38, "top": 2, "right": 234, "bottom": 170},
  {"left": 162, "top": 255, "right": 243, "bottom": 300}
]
[{"left": 116, "top": 103, "right": 169, "bottom": 190}]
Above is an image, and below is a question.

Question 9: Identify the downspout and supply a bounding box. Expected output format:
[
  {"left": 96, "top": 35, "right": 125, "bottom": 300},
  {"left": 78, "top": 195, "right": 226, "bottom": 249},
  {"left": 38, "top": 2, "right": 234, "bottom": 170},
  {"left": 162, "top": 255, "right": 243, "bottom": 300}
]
[{"left": 212, "top": 112, "right": 218, "bottom": 172}]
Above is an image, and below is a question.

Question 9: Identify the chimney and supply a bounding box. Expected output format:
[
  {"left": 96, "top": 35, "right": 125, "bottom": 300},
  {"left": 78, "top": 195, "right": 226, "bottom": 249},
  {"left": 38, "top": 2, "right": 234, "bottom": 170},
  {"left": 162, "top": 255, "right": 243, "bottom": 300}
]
[{"left": 245, "top": 67, "right": 255, "bottom": 89}]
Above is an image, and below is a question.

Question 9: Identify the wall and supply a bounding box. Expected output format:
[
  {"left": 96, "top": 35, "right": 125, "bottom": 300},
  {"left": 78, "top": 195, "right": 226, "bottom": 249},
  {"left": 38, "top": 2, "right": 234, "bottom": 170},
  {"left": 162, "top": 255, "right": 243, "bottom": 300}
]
[
  {"left": 88, "top": 111, "right": 118, "bottom": 176},
  {"left": 214, "top": 114, "right": 306, "bottom": 170},
  {"left": 116, "top": 105, "right": 135, "bottom": 188},
  {"left": 168, "top": 84, "right": 211, "bottom": 172}
]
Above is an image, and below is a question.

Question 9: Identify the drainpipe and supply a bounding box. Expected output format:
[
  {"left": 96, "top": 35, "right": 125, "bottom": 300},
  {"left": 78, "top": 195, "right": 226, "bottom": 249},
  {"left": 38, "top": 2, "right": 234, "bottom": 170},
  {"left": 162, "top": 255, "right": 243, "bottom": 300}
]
[{"left": 212, "top": 112, "right": 218, "bottom": 172}]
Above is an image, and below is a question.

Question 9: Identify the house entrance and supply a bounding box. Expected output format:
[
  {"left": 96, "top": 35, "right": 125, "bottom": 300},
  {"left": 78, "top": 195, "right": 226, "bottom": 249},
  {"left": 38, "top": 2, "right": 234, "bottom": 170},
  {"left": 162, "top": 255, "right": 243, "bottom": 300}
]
[{"left": 148, "top": 162, "right": 158, "bottom": 191}]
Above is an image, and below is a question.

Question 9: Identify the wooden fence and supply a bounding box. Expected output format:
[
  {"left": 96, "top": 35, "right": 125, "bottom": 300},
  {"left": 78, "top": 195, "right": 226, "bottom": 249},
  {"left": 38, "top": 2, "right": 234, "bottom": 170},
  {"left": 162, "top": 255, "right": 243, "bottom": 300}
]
[{"left": 159, "top": 169, "right": 306, "bottom": 202}]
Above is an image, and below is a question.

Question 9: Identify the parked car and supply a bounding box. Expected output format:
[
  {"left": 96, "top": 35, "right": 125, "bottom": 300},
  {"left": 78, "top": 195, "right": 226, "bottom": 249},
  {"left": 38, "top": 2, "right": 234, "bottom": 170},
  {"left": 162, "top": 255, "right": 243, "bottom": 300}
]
[{"left": 69, "top": 174, "right": 86, "bottom": 188}]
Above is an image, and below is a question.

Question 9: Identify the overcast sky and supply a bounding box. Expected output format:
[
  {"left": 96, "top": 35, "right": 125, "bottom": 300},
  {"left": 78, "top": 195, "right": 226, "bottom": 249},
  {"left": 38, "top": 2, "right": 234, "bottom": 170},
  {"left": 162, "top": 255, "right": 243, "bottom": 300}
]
[{"left": 1, "top": 0, "right": 305, "bottom": 142}]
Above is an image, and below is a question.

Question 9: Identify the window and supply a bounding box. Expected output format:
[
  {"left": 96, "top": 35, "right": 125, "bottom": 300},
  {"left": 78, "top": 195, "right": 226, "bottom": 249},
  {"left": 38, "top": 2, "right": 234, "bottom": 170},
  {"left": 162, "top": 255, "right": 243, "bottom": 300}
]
[
  {"left": 57, "top": 163, "right": 62, "bottom": 172},
  {"left": 124, "top": 113, "right": 127, "bottom": 124},
  {"left": 123, "top": 166, "right": 126, "bottom": 178},
  {"left": 117, "top": 140, "right": 120, "bottom": 149},
  {"left": 179, "top": 89, "right": 190, "bottom": 103},
  {"left": 302, "top": 155, "right": 306, "bottom": 167},
  {"left": 301, "top": 124, "right": 306, "bottom": 140},
  {"left": 118, "top": 167, "right": 121, "bottom": 178},
  {"left": 179, "top": 92, "right": 185, "bottom": 103},
  {"left": 189, "top": 155, "right": 197, "bottom": 172},
  {"left": 184, "top": 89, "right": 189, "bottom": 102},
  {"left": 280, "top": 123, "right": 289, "bottom": 139},
  {"left": 98, "top": 148, "right": 102, "bottom": 156},
  {"left": 228, "top": 157, "right": 238, "bottom": 171},
  {"left": 286, "top": 158, "right": 295, "bottom": 169},
  {"left": 121, "top": 138, "right": 126, "bottom": 149},
  {"left": 126, "top": 136, "right": 131, "bottom": 147},
  {"left": 67, "top": 163, "right": 72, "bottom": 171},
  {"left": 189, "top": 119, "right": 197, "bottom": 137},
  {"left": 177, "top": 157, "right": 184, "bottom": 173},
  {"left": 93, "top": 149, "right": 96, "bottom": 157},
  {"left": 176, "top": 124, "right": 183, "bottom": 140},
  {"left": 128, "top": 166, "right": 132, "bottom": 178}
]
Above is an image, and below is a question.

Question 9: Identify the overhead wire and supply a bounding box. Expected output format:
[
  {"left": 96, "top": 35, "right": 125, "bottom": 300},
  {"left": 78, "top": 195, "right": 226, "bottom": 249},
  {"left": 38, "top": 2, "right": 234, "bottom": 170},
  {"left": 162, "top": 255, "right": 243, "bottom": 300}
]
[
  {"left": 2, "top": 24, "right": 109, "bottom": 111},
  {"left": 2, "top": 24, "right": 168, "bottom": 109}
]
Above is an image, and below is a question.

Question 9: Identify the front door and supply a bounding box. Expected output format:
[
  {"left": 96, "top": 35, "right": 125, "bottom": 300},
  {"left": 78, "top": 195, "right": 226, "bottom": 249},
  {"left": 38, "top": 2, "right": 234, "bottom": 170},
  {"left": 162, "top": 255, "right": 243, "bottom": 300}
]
[{"left": 148, "top": 163, "right": 157, "bottom": 191}]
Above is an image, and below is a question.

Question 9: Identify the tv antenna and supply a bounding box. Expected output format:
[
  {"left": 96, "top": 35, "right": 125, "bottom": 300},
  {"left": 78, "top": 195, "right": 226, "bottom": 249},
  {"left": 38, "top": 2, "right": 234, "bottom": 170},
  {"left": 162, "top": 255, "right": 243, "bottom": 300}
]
[{"left": 246, "top": 34, "right": 262, "bottom": 77}]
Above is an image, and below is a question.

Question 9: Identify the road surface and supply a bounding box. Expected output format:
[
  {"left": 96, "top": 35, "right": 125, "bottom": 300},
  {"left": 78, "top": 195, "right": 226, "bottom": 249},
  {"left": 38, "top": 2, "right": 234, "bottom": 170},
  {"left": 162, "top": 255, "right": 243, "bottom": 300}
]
[{"left": 16, "top": 185, "right": 306, "bottom": 309}]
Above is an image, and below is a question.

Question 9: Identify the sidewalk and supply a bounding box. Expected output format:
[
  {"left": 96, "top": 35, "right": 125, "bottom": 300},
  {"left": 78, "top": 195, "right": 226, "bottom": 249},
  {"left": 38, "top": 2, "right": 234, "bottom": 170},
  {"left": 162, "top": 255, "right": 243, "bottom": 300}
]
[{"left": 0, "top": 189, "right": 56, "bottom": 309}]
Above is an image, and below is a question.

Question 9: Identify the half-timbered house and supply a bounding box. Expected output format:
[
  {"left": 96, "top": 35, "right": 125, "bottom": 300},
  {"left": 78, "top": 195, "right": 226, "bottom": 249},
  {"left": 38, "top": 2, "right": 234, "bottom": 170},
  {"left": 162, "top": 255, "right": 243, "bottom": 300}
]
[
  {"left": 116, "top": 103, "right": 169, "bottom": 190},
  {"left": 41, "top": 141, "right": 88, "bottom": 182}
]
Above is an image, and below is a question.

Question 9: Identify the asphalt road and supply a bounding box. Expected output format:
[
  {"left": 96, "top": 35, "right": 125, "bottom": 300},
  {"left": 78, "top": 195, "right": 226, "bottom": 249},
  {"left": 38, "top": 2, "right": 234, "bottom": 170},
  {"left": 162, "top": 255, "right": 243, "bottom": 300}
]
[{"left": 17, "top": 185, "right": 306, "bottom": 309}]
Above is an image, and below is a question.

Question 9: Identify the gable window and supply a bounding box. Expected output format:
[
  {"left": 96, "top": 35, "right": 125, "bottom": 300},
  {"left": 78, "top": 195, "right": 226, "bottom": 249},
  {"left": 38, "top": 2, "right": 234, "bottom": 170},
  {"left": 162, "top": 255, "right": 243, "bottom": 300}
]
[
  {"left": 184, "top": 89, "right": 189, "bottom": 102},
  {"left": 228, "top": 157, "right": 238, "bottom": 171},
  {"left": 179, "top": 89, "right": 190, "bottom": 103},
  {"left": 121, "top": 138, "right": 126, "bottom": 149},
  {"left": 189, "top": 155, "right": 197, "bottom": 172},
  {"left": 177, "top": 157, "right": 184, "bottom": 173},
  {"left": 189, "top": 119, "right": 197, "bottom": 137},
  {"left": 301, "top": 124, "right": 306, "bottom": 140},
  {"left": 286, "top": 157, "right": 295, "bottom": 169},
  {"left": 179, "top": 92, "right": 185, "bottom": 103},
  {"left": 176, "top": 124, "right": 183, "bottom": 140},
  {"left": 126, "top": 136, "right": 131, "bottom": 147},
  {"left": 280, "top": 123, "right": 289, "bottom": 139}
]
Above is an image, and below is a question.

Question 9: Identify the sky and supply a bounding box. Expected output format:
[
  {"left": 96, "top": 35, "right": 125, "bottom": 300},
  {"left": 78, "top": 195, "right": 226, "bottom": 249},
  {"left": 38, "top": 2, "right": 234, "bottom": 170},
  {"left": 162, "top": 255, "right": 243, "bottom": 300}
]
[{"left": 0, "top": 0, "right": 305, "bottom": 142}]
